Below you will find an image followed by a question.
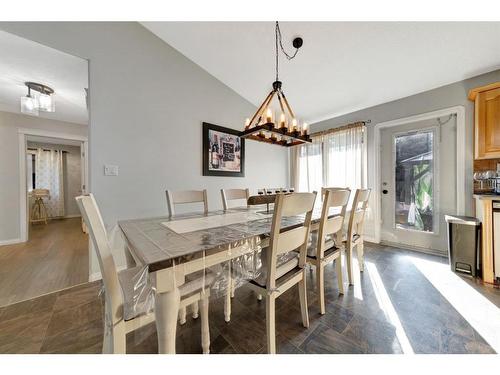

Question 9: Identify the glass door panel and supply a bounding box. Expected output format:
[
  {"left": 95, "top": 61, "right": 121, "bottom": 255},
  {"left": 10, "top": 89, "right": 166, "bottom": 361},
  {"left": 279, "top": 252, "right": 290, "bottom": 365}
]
[{"left": 394, "top": 130, "right": 435, "bottom": 232}]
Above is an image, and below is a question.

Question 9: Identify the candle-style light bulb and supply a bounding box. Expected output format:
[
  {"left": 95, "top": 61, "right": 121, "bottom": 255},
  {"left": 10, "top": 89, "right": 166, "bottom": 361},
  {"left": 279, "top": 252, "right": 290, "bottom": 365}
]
[
  {"left": 303, "top": 122, "right": 308, "bottom": 135},
  {"left": 292, "top": 118, "right": 298, "bottom": 132},
  {"left": 245, "top": 118, "right": 250, "bottom": 129},
  {"left": 279, "top": 113, "right": 286, "bottom": 129},
  {"left": 266, "top": 108, "right": 273, "bottom": 124}
]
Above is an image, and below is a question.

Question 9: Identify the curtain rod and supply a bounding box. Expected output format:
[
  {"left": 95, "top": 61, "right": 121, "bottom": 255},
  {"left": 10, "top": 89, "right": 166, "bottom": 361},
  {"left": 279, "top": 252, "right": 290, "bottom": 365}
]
[
  {"left": 27, "top": 147, "right": 68, "bottom": 153},
  {"left": 311, "top": 120, "right": 370, "bottom": 137}
]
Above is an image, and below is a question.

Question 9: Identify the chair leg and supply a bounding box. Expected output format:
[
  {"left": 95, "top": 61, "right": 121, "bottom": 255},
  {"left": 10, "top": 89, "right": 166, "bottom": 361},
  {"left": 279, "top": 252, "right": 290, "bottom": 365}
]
[
  {"left": 102, "top": 330, "right": 112, "bottom": 354},
  {"left": 224, "top": 289, "right": 231, "bottom": 323},
  {"left": 179, "top": 306, "right": 187, "bottom": 325},
  {"left": 102, "top": 302, "right": 125, "bottom": 354},
  {"left": 346, "top": 243, "right": 354, "bottom": 285},
  {"left": 316, "top": 263, "right": 326, "bottom": 315},
  {"left": 224, "top": 263, "right": 232, "bottom": 322},
  {"left": 200, "top": 295, "right": 210, "bottom": 354},
  {"left": 298, "top": 270, "right": 309, "bottom": 328},
  {"left": 103, "top": 319, "right": 126, "bottom": 354},
  {"left": 192, "top": 301, "right": 199, "bottom": 319},
  {"left": 357, "top": 242, "right": 364, "bottom": 272},
  {"left": 265, "top": 295, "right": 276, "bottom": 354},
  {"left": 31, "top": 200, "right": 37, "bottom": 223},
  {"left": 336, "top": 257, "right": 345, "bottom": 295},
  {"left": 41, "top": 200, "right": 48, "bottom": 224}
]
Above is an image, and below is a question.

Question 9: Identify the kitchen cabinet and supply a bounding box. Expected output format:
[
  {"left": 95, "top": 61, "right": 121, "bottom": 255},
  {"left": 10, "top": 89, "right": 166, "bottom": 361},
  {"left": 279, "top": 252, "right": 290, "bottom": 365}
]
[{"left": 469, "top": 82, "right": 500, "bottom": 159}]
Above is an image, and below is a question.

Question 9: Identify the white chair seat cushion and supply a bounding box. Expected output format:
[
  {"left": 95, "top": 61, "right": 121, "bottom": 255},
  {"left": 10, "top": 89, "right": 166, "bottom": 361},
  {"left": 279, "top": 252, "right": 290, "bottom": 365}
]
[
  {"left": 307, "top": 231, "right": 336, "bottom": 257},
  {"left": 252, "top": 250, "right": 299, "bottom": 287},
  {"left": 119, "top": 267, "right": 214, "bottom": 321}
]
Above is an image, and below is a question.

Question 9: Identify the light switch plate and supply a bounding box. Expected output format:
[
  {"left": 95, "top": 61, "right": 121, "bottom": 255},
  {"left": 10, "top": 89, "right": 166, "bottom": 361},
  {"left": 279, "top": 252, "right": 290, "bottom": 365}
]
[{"left": 104, "top": 165, "right": 119, "bottom": 176}]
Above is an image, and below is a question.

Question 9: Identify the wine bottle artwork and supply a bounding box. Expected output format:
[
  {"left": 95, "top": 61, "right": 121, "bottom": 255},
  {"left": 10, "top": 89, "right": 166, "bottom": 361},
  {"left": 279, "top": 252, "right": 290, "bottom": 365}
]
[
  {"left": 211, "top": 134, "right": 220, "bottom": 169},
  {"left": 203, "top": 122, "right": 245, "bottom": 177}
]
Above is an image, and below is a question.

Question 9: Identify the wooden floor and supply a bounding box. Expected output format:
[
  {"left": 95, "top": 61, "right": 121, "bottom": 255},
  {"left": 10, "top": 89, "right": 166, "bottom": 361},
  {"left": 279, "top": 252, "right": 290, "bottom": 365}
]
[
  {"left": 0, "top": 243, "right": 498, "bottom": 354},
  {"left": 0, "top": 218, "right": 89, "bottom": 307}
]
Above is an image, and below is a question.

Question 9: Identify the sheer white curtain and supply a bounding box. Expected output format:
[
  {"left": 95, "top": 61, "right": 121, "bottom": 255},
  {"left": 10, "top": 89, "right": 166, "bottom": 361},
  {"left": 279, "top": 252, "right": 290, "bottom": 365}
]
[
  {"left": 35, "top": 148, "right": 65, "bottom": 217},
  {"left": 323, "top": 125, "right": 365, "bottom": 189},
  {"left": 291, "top": 125, "right": 366, "bottom": 194},
  {"left": 291, "top": 139, "right": 323, "bottom": 193}
]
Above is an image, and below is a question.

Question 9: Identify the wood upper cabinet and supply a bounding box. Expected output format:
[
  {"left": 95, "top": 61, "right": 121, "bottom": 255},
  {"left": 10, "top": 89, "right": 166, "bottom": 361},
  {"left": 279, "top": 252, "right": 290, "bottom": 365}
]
[{"left": 469, "top": 82, "right": 500, "bottom": 159}]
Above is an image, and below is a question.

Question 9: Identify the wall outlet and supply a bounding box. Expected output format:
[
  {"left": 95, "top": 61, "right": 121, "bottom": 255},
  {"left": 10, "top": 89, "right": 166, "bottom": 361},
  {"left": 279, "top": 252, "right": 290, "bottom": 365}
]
[{"left": 104, "top": 165, "right": 119, "bottom": 176}]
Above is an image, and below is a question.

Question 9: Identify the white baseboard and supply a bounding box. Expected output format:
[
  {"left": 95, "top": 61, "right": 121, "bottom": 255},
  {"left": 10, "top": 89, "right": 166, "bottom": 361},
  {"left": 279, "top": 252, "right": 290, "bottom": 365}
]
[
  {"left": 88, "top": 272, "right": 101, "bottom": 282},
  {"left": 0, "top": 238, "right": 23, "bottom": 246},
  {"left": 380, "top": 240, "right": 447, "bottom": 258},
  {"left": 364, "top": 235, "right": 378, "bottom": 243},
  {"left": 46, "top": 215, "right": 81, "bottom": 220}
]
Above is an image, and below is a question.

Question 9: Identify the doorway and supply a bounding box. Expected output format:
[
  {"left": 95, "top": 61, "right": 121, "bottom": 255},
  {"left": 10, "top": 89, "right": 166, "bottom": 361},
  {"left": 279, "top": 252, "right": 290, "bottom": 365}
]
[
  {"left": 0, "top": 30, "right": 90, "bottom": 307},
  {"left": 379, "top": 114, "right": 458, "bottom": 254},
  {"left": 22, "top": 133, "right": 88, "bottom": 241}
]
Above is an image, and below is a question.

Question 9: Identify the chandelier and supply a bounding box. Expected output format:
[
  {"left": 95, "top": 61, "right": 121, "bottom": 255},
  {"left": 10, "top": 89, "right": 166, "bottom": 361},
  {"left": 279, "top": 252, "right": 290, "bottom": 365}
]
[
  {"left": 20, "top": 82, "right": 55, "bottom": 116},
  {"left": 240, "top": 22, "right": 311, "bottom": 147}
]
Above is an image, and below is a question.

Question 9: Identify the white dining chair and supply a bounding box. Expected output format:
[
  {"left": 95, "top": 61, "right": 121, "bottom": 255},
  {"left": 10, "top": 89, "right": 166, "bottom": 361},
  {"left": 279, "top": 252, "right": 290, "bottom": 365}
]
[
  {"left": 307, "top": 188, "right": 350, "bottom": 314},
  {"left": 220, "top": 188, "right": 250, "bottom": 211},
  {"left": 320, "top": 186, "right": 348, "bottom": 198},
  {"left": 344, "top": 189, "right": 371, "bottom": 285},
  {"left": 165, "top": 189, "right": 208, "bottom": 323},
  {"left": 247, "top": 192, "right": 317, "bottom": 354},
  {"left": 77, "top": 194, "right": 212, "bottom": 354},
  {"left": 166, "top": 189, "right": 208, "bottom": 218}
]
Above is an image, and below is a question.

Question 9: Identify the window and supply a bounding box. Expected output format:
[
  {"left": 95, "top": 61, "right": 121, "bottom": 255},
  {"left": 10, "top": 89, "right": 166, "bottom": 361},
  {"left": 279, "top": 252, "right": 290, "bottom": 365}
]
[
  {"left": 297, "top": 141, "right": 323, "bottom": 193},
  {"left": 292, "top": 125, "right": 366, "bottom": 197}
]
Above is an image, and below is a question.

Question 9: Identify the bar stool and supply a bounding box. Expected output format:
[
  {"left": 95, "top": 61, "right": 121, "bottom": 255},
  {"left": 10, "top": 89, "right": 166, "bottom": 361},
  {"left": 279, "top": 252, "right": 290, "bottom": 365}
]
[{"left": 31, "top": 189, "right": 50, "bottom": 224}]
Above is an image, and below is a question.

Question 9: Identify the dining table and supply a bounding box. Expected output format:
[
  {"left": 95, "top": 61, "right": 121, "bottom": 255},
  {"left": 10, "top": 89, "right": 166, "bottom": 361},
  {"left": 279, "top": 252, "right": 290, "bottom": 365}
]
[{"left": 118, "top": 204, "right": 347, "bottom": 354}]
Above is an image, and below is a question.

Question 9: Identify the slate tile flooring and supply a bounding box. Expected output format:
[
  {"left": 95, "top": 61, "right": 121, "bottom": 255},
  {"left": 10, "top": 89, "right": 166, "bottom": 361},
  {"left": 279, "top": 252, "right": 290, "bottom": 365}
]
[{"left": 0, "top": 243, "right": 498, "bottom": 354}]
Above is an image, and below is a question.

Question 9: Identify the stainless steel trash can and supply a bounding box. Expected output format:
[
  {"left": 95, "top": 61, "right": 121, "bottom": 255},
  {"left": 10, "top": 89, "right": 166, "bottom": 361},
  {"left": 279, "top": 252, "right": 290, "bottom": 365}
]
[{"left": 444, "top": 215, "right": 481, "bottom": 277}]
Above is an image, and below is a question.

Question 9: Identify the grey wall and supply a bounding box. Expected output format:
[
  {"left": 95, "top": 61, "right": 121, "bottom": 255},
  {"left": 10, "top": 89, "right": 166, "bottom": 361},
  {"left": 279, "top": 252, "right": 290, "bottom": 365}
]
[
  {"left": 0, "top": 23, "right": 289, "bottom": 274},
  {"left": 26, "top": 142, "right": 82, "bottom": 217},
  {"left": 0, "top": 110, "right": 87, "bottom": 242},
  {"left": 0, "top": 22, "right": 288, "bottom": 222},
  {"left": 311, "top": 69, "right": 500, "bottom": 239}
]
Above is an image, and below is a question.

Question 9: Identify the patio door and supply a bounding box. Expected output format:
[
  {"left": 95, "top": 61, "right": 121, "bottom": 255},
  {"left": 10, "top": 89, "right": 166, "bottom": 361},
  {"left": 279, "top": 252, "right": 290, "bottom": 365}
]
[{"left": 380, "top": 115, "right": 457, "bottom": 254}]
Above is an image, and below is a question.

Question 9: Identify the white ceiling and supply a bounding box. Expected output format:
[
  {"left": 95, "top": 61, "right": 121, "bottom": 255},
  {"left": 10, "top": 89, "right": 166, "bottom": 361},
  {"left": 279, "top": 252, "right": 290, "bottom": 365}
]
[
  {"left": 143, "top": 22, "right": 500, "bottom": 123},
  {"left": 0, "top": 30, "right": 88, "bottom": 125}
]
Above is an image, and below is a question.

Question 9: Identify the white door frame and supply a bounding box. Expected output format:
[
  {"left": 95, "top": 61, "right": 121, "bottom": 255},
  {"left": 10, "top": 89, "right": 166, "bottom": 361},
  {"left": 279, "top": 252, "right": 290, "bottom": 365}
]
[
  {"left": 372, "top": 105, "right": 466, "bottom": 243},
  {"left": 18, "top": 128, "right": 89, "bottom": 243}
]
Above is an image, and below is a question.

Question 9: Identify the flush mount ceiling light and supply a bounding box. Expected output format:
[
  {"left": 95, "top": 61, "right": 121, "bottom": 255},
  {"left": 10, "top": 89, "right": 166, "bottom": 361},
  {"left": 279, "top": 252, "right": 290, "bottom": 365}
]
[
  {"left": 20, "top": 82, "right": 55, "bottom": 116},
  {"left": 240, "top": 21, "right": 311, "bottom": 147}
]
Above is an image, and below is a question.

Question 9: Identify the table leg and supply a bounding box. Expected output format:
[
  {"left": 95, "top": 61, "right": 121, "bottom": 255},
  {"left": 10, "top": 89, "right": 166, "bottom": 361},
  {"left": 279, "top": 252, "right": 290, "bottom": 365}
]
[{"left": 155, "top": 287, "right": 180, "bottom": 354}]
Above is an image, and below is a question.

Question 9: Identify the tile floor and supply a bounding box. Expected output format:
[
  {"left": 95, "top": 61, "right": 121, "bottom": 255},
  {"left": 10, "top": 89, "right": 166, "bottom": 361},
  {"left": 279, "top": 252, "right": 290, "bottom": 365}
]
[{"left": 0, "top": 243, "right": 498, "bottom": 354}]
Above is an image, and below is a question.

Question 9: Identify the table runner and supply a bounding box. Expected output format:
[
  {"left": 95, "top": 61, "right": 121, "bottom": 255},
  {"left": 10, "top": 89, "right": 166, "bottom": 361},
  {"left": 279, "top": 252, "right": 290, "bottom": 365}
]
[{"left": 161, "top": 211, "right": 271, "bottom": 234}]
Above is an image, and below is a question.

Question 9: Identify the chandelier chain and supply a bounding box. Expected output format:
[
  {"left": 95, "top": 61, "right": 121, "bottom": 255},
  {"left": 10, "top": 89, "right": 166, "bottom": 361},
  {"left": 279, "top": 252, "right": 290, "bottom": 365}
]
[{"left": 275, "top": 21, "right": 300, "bottom": 82}]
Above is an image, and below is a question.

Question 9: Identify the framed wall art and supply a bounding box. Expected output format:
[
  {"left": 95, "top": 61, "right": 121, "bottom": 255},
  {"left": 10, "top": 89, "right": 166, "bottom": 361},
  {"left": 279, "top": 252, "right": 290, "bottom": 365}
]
[{"left": 202, "top": 122, "right": 245, "bottom": 177}]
